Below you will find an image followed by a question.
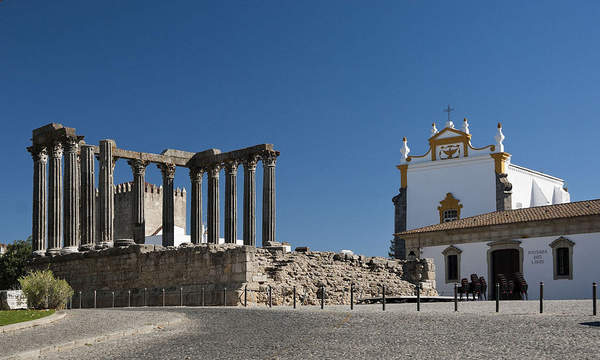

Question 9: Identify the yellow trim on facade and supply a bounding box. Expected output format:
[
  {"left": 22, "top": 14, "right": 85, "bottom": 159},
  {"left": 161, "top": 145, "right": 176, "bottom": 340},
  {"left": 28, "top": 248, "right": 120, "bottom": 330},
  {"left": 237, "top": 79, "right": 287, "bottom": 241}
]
[
  {"left": 490, "top": 152, "right": 511, "bottom": 174},
  {"left": 396, "top": 164, "right": 408, "bottom": 188},
  {"left": 437, "top": 193, "right": 463, "bottom": 224}
]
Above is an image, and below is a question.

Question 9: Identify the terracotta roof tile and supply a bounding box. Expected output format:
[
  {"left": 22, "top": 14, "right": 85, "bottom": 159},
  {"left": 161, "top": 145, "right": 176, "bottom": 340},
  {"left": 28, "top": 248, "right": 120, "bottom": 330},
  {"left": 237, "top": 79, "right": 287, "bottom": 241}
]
[{"left": 398, "top": 199, "right": 600, "bottom": 235}]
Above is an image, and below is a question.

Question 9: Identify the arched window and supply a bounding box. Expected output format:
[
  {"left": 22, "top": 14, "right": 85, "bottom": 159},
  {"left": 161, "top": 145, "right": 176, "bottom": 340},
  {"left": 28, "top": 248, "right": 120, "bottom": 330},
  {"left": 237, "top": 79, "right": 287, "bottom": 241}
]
[
  {"left": 442, "top": 245, "right": 462, "bottom": 283},
  {"left": 550, "top": 237, "right": 575, "bottom": 280}
]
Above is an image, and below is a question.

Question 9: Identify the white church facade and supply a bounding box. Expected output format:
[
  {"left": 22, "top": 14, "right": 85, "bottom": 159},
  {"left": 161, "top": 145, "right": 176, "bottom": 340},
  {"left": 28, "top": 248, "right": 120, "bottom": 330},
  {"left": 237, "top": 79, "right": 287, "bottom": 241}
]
[{"left": 391, "top": 116, "right": 599, "bottom": 299}]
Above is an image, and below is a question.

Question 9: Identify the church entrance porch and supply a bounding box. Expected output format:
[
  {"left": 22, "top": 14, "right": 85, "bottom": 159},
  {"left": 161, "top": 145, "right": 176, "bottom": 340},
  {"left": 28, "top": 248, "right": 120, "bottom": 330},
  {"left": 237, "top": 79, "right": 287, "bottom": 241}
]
[{"left": 486, "top": 240, "right": 524, "bottom": 300}]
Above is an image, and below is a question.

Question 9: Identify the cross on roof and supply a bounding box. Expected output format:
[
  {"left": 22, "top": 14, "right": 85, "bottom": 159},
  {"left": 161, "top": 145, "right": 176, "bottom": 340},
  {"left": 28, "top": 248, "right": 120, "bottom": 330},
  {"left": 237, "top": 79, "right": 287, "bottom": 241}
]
[{"left": 443, "top": 104, "right": 454, "bottom": 122}]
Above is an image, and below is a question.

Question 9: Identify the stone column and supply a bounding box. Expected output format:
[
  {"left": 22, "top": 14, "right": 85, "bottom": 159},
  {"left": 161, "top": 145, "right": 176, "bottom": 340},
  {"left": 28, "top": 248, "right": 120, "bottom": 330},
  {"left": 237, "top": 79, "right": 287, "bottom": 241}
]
[
  {"left": 79, "top": 145, "right": 95, "bottom": 251},
  {"left": 129, "top": 159, "right": 149, "bottom": 244},
  {"left": 207, "top": 163, "right": 221, "bottom": 244},
  {"left": 261, "top": 151, "right": 278, "bottom": 246},
  {"left": 224, "top": 160, "right": 239, "bottom": 244},
  {"left": 28, "top": 146, "right": 47, "bottom": 256},
  {"left": 62, "top": 138, "right": 80, "bottom": 254},
  {"left": 159, "top": 163, "right": 176, "bottom": 247},
  {"left": 189, "top": 167, "right": 204, "bottom": 244},
  {"left": 242, "top": 156, "right": 258, "bottom": 246},
  {"left": 98, "top": 139, "right": 116, "bottom": 248},
  {"left": 47, "top": 141, "right": 63, "bottom": 255}
]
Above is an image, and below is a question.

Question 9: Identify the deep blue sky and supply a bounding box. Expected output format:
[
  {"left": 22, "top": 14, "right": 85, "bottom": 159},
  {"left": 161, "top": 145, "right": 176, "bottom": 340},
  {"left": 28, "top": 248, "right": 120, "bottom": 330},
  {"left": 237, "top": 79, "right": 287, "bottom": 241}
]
[{"left": 1, "top": 1, "right": 599, "bottom": 256}]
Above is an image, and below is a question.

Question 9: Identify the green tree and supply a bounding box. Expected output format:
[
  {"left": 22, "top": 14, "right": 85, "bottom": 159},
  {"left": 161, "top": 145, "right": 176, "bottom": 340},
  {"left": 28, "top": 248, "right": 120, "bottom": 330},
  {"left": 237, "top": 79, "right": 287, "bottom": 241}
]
[{"left": 0, "top": 236, "right": 32, "bottom": 289}]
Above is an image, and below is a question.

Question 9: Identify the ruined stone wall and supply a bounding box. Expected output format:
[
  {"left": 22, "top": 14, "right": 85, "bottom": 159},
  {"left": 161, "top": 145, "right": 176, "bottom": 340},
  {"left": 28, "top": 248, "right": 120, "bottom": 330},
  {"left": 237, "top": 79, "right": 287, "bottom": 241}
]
[{"left": 31, "top": 245, "right": 436, "bottom": 306}]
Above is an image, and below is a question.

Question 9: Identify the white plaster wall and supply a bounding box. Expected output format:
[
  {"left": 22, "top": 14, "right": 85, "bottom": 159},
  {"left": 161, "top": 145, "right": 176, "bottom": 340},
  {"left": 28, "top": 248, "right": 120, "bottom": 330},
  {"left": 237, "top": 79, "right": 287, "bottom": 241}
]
[
  {"left": 144, "top": 226, "right": 244, "bottom": 246},
  {"left": 406, "top": 156, "right": 496, "bottom": 229},
  {"left": 508, "top": 164, "right": 568, "bottom": 209},
  {"left": 421, "top": 232, "right": 600, "bottom": 299},
  {"left": 421, "top": 242, "right": 489, "bottom": 297}
]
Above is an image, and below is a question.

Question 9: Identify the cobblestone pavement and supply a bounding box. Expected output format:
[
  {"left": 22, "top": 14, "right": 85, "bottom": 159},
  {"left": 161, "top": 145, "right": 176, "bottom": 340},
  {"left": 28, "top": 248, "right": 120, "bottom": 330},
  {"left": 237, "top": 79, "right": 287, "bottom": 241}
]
[{"left": 16, "top": 301, "right": 600, "bottom": 359}]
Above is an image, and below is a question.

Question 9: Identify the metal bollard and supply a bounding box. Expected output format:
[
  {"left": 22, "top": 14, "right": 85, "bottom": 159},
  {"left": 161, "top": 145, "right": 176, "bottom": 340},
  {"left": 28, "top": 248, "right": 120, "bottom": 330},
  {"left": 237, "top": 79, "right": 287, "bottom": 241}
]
[
  {"left": 94, "top": 290, "right": 97, "bottom": 309},
  {"left": 540, "top": 282, "right": 544, "bottom": 314},
  {"left": 593, "top": 282, "right": 597, "bottom": 316},
  {"left": 496, "top": 283, "right": 500, "bottom": 312},
  {"left": 162, "top": 288, "right": 165, "bottom": 307},
  {"left": 128, "top": 290, "right": 131, "bottom": 308},
  {"left": 416, "top": 283, "right": 420, "bottom": 312},
  {"left": 350, "top": 283, "right": 354, "bottom": 310},
  {"left": 244, "top": 285, "right": 248, "bottom": 307},
  {"left": 454, "top": 283, "right": 458, "bottom": 312},
  {"left": 321, "top": 286, "right": 325, "bottom": 310},
  {"left": 268, "top": 285, "right": 272, "bottom": 308},
  {"left": 180, "top": 287, "right": 183, "bottom": 307},
  {"left": 293, "top": 286, "right": 296, "bottom": 309},
  {"left": 202, "top": 286, "right": 205, "bottom": 307},
  {"left": 112, "top": 291, "right": 115, "bottom": 308},
  {"left": 79, "top": 291, "right": 82, "bottom": 309},
  {"left": 382, "top": 285, "right": 386, "bottom": 311},
  {"left": 223, "top": 287, "right": 227, "bottom": 307}
]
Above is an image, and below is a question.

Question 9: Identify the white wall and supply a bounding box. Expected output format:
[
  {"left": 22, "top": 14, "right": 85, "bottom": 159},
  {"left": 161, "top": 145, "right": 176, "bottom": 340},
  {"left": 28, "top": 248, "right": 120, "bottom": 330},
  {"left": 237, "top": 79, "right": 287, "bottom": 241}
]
[
  {"left": 144, "top": 226, "right": 244, "bottom": 247},
  {"left": 421, "top": 232, "right": 600, "bottom": 299},
  {"left": 406, "top": 156, "right": 496, "bottom": 229},
  {"left": 508, "top": 164, "right": 568, "bottom": 209}
]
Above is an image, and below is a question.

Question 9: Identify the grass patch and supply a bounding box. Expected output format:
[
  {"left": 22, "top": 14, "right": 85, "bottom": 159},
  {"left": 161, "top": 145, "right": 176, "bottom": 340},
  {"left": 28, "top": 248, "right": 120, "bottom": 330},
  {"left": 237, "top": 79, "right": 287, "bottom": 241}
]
[{"left": 0, "top": 309, "right": 55, "bottom": 326}]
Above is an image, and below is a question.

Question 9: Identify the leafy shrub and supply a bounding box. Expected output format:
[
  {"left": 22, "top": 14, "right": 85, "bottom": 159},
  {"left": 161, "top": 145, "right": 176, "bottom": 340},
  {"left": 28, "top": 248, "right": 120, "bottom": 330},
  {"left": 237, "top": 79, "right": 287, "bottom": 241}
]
[
  {"left": 18, "top": 270, "right": 74, "bottom": 310},
  {"left": 0, "top": 238, "right": 32, "bottom": 289}
]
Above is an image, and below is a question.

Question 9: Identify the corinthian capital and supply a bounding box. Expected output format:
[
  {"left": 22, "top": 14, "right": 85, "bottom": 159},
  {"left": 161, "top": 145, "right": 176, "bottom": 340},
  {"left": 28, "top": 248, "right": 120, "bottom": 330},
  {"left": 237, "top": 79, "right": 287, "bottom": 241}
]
[
  {"left": 207, "top": 163, "right": 221, "bottom": 178},
  {"left": 260, "top": 151, "right": 278, "bottom": 167},
  {"left": 28, "top": 146, "right": 48, "bottom": 164},
  {"left": 50, "top": 141, "right": 63, "bottom": 158},
  {"left": 224, "top": 160, "right": 239, "bottom": 175},
  {"left": 158, "top": 163, "right": 176, "bottom": 179},
  {"left": 189, "top": 167, "right": 204, "bottom": 182},
  {"left": 63, "top": 138, "right": 79, "bottom": 154},
  {"left": 128, "top": 159, "right": 149, "bottom": 176},
  {"left": 243, "top": 154, "right": 259, "bottom": 171}
]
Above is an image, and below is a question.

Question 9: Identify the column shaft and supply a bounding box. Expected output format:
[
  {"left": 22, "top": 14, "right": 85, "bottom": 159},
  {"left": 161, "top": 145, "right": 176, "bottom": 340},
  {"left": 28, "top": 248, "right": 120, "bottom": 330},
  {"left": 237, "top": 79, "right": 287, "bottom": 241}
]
[
  {"left": 29, "top": 147, "right": 47, "bottom": 256},
  {"left": 98, "top": 139, "right": 115, "bottom": 247},
  {"left": 261, "top": 152, "right": 278, "bottom": 246},
  {"left": 189, "top": 167, "right": 204, "bottom": 244},
  {"left": 129, "top": 160, "right": 149, "bottom": 244},
  {"left": 243, "top": 156, "right": 258, "bottom": 246},
  {"left": 80, "top": 145, "right": 95, "bottom": 250},
  {"left": 207, "top": 164, "right": 221, "bottom": 244},
  {"left": 62, "top": 139, "right": 80, "bottom": 253},
  {"left": 159, "top": 163, "right": 176, "bottom": 247},
  {"left": 47, "top": 141, "right": 63, "bottom": 255},
  {"left": 224, "top": 161, "right": 238, "bottom": 244}
]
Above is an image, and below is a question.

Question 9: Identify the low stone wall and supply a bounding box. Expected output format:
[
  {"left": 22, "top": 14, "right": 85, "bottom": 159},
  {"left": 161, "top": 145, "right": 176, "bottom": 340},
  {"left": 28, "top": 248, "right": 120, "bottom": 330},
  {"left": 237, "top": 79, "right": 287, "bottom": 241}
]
[{"left": 31, "top": 244, "right": 436, "bottom": 306}]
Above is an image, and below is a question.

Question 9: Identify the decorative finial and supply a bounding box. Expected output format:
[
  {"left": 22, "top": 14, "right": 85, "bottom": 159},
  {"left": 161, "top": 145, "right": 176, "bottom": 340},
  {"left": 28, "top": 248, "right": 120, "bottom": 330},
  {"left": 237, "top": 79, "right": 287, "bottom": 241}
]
[
  {"left": 462, "top": 118, "right": 470, "bottom": 134},
  {"left": 431, "top": 122, "right": 438, "bottom": 136},
  {"left": 400, "top": 137, "right": 410, "bottom": 164},
  {"left": 443, "top": 105, "right": 455, "bottom": 128},
  {"left": 494, "top": 122, "right": 505, "bottom": 152}
]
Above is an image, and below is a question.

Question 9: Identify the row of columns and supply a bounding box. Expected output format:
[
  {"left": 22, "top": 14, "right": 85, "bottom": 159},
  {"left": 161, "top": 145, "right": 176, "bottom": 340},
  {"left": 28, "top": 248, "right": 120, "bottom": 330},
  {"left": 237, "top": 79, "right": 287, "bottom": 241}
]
[
  {"left": 30, "top": 138, "right": 279, "bottom": 255},
  {"left": 189, "top": 151, "right": 278, "bottom": 247}
]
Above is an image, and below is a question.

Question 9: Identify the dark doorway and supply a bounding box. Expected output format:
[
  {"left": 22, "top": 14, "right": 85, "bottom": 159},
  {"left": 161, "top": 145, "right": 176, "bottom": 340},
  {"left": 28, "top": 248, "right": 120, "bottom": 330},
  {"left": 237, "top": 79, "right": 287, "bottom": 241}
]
[{"left": 491, "top": 249, "right": 520, "bottom": 300}]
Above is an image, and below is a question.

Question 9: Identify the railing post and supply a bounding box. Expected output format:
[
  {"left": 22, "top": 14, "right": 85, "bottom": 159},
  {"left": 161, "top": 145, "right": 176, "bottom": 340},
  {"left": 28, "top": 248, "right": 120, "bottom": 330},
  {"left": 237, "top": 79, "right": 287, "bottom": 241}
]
[
  {"left": 268, "top": 285, "right": 272, "bottom": 308},
  {"left": 454, "top": 283, "right": 458, "bottom": 312},
  {"left": 112, "top": 291, "right": 115, "bottom": 308},
  {"left": 244, "top": 285, "right": 248, "bottom": 307},
  {"left": 94, "top": 290, "right": 97, "bottom": 309},
  {"left": 180, "top": 287, "right": 183, "bottom": 307},
  {"left": 416, "top": 283, "right": 420, "bottom": 312},
  {"left": 223, "top": 287, "right": 227, "bottom": 307},
  {"left": 79, "top": 291, "right": 82, "bottom": 309},
  {"left": 202, "top": 285, "right": 205, "bottom": 307},
  {"left": 382, "top": 284, "right": 386, "bottom": 311},
  {"left": 540, "top": 282, "right": 544, "bottom": 314},
  {"left": 144, "top": 288, "right": 147, "bottom": 307},
  {"left": 321, "top": 285, "right": 325, "bottom": 310},
  {"left": 162, "top": 288, "right": 165, "bottom": 307},
  {"left": 593, "top": 282, "right": 597, "bottom": 316},
  {"left": 495, "top": 283, "right": 500, "bottom": 312},
  {"left": 293, "top": 286, "right": 296, "bottom": 309},
  {"left": 128, "top": 290, "right": 131, "bottom": 308},
  {"left": 350, "top": 283, "right": 354, "bottom": 311}
]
